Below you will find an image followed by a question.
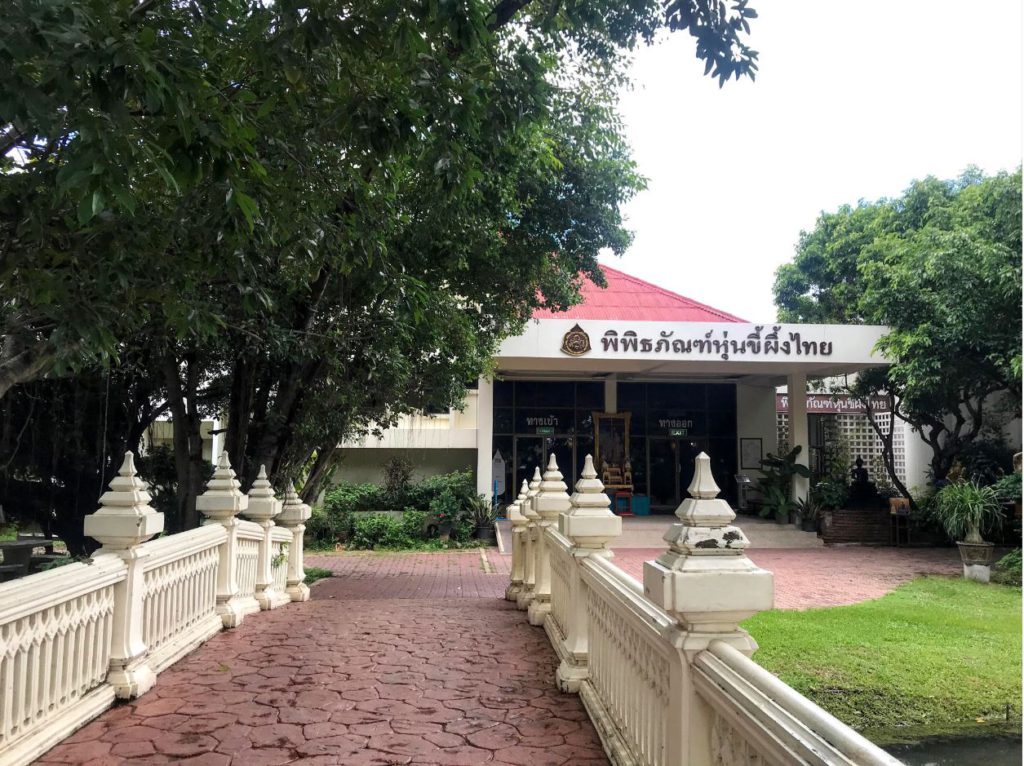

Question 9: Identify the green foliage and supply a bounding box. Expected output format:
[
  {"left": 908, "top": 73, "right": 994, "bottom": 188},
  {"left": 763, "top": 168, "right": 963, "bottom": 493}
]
[
  {"left": 991, "top": 472, "right": 1022, "bottom": 503},
  {"left": 382, "top": 458, "right": 415, "bottom": 506},
  {"left": 744, "top": 577, "right": 1022, "bottom": 743},
  {"left": 0, "top": 523, "right": 16, "bottom": 541},
  {"left": 774, "top": 169, "right": 1022, "bottom": 482},
  {"left": 303, "top": 566, "right": 333, "bottom": 585},
  {"left": 812, "top": 480, "right": 848, "bottom": 511},
  {"left": 311, "top": 470, "right": 478, "bottom": 548},
  {"left": 932, "top": 481, "right": 1004, "bottom": 542},
  {"left": 992, "top": 549, "right": 1022, "bottom": 586},
  {"left": 757, "top": 446, "right": 811, "bottom": 520},
  {"left": 351, "top": 514, "right": 406, "bottom": 550},
  {"left": 957, "top": 438, "right": 1014, "bottom": 486}
]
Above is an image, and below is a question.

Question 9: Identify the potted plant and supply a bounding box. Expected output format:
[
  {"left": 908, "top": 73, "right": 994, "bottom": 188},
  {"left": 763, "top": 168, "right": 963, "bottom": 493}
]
[
  {"left": 756, "top": 447, "right": 811, "bottom": 525},
  {"left": 471, "top": 495, "right": 497, "bottom": 543},
  {"left": 794, "top": 495, "right": 822, "bottom": 533},
  {"left": 932, "top": 480, "right": 1004, "bottom": 582}
]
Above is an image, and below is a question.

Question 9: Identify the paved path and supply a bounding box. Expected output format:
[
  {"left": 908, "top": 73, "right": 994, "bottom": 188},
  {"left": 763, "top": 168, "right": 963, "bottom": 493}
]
[
  {"left": 612, "top": 547, "right": 961, "bottom": 610},
  {"left": 38, "top": 545, "right": 962, "bottom": 764},
  {"left": 37, "top": 550, "right": 606, "bottom": 766}
]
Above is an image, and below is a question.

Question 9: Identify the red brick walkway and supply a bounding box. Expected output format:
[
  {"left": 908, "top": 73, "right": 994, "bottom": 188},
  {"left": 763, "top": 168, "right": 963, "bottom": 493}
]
[
  {"left": 611, "top": 547, "right": 962, "bottom": 610},
  {"left": 37, "top": 550, "right": 605, "bottom": 766}
]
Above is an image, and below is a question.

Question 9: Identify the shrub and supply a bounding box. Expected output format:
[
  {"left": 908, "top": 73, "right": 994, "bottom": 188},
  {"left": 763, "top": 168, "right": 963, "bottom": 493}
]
[
  {"left": 813, "top": 480, "right": 849, "bottom": 510},
  {"left": 992, "top": 549, "right": 1022, "bottom": 586},
  {"left": 351, "top": 513, "right": 412, "bottom": 550},
  {"left": 383, "top": 457, "right": 415, "bottom": 507},
  {"left": 992, "top": 472, "right": 1022, "bottom": 503}
]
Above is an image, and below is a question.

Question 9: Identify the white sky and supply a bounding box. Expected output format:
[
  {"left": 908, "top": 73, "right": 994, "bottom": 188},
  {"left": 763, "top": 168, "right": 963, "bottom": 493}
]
[{"left": 607, "top": 0, "right": 1023, "bottom": 321}]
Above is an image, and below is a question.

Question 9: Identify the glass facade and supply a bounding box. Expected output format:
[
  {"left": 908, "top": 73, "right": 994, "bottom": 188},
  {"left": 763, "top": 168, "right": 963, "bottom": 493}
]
[{"left": 492, "top": 380, "right": 737, "bottom": 511}]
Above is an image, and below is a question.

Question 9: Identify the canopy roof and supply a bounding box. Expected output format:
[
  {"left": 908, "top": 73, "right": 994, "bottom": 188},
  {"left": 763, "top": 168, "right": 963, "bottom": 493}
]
[{"left": 532, "top": 265, "right": 745, "bottom": 323}]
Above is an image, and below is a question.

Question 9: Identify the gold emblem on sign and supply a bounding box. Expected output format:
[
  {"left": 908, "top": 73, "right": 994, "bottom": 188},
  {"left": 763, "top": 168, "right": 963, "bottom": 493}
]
[{"left": 560, "top": 323, "right": 592, "bottom": 356}]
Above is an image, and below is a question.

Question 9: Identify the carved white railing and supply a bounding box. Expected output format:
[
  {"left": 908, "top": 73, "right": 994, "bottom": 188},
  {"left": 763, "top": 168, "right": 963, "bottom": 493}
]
[
  {"left": 522, "top": 453, "right": 903, "bottom": 766},
  {"left": 0, "top": 556, "right": 126, "bottom": 766},
  {"left": 580, "top": 555, "right": 677, "bottom": 766},
  {"left": 235, "top": 520, "right": 263, "bottom": 603},
  {"left": 694, "top": 641, "right": 901, "bottom": 765},
  {"left": 140, "top": 525, "right": 225, "bottom": 673},
  {"left": 546, "top": 529, "right": 573, "bottom": 643},
  {"left": 0, "top": 453, "right": 310, "bottom": 766},
  {"left": 270, "top": 526, "right": 291, "bottom": 594}
]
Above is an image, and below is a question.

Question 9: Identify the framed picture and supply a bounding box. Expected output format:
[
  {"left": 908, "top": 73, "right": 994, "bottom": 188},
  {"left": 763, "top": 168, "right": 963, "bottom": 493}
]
[{"left": 740, "top": 438, "right": 763, "bottom": 470}]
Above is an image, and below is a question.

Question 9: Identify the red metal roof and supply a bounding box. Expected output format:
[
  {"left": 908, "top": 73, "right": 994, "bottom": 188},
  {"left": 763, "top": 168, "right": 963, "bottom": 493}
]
[{"left": 532, "top": 265, "right": 745, "bottom": 323}]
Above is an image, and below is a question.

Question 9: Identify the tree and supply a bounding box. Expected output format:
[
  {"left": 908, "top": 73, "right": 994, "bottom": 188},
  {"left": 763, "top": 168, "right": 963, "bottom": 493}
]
[
  {"left": 775, "top": 169, "right": 1022, "bottom": 491},
  {"left": 2, "top": 1, "right": 762, "bottom": 535}
]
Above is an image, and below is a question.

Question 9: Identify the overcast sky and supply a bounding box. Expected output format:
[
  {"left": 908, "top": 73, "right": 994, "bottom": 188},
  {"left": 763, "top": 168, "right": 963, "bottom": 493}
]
[{"left": 605, "top": 0, "right": 1023, "bottom": 322}]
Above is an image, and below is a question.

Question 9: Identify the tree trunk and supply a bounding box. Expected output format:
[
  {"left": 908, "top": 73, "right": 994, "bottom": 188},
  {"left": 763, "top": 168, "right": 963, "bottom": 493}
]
[{"left": 300, "top": 447, "right": 337, "bottom": 505}]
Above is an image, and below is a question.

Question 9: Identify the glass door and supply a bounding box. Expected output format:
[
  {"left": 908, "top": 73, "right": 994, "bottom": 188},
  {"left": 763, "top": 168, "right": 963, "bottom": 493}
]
[{"left": 648, "top": 437, "right": 709, "bottom": 511}]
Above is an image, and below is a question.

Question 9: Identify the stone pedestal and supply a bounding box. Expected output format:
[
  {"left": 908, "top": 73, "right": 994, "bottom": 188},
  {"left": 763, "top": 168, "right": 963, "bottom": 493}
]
[
  {"left": 84, "top": 452, "right": 164, "bottom": 699},
  {"left": 528, "top": 455, "right": 571, "bottom": 627},
  {"left": 278, "top": 484, "right": 312, "bottom": 602},
  {"left": 245, "top": 465, "right": 291, "bottom": 610},
  {"left": 197, "top": 452, "right": 260, "bottom": 627}
]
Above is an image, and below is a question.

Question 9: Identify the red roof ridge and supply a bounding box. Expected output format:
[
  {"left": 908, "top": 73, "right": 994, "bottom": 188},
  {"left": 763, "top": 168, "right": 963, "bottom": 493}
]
[{"left": 594, "top": 264, "right": 746, "bottom": 323}]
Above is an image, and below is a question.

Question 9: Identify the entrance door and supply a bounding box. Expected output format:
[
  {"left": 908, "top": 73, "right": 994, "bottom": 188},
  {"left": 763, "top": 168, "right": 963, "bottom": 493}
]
[
  {"left": 513, "top": 436, "right": 576, "bottom": 496},
  {"left": 648, "top": 437, "right": 708, "bottom": 511}
]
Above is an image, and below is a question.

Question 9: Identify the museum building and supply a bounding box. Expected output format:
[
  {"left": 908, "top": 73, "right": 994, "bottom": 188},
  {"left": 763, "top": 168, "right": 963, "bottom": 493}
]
[{"left": 338, "top": 266, "right": 891, "bottom": 511}]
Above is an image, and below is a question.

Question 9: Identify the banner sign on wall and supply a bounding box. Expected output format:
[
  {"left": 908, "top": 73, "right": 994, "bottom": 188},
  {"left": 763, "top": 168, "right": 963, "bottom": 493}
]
[{"left": 776, "top": 393, "right": 891, "bottom": 414}]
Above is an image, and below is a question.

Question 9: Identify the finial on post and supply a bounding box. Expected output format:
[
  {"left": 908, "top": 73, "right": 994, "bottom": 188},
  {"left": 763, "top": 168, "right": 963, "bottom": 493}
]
[
  {"left": 85, "top": 451, "right": 164, "bottom": 549},
  {"left": 562, "top": 454, "right": 620, "bottom": 551},
  {"left": 246, "top": 465, "right": 281, "bottom": 521},
  {"left": 196, "top": 451, "right": 248, "bottom": 520}
]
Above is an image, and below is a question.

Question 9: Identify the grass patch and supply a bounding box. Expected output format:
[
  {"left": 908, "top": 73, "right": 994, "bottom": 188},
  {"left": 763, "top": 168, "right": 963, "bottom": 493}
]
[
  {"left": 742, "top": 576, "right": 1022, "bottom": 744},
  {"left": 304, "top": 566, "right": 333, "bottom": 585}
]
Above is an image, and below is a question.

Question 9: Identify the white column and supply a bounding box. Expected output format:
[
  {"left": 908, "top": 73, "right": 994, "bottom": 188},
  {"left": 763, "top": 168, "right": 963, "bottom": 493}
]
[
  {"left": 476, "top": 377, "right": 494, "bottom": 498},
  {"left": 197, "top": 452, "right": 260, "bottom": 627},
  {"left": 84, "top": 452, "right": 164, "bottom": 699},
  {"left": 504, "top": 480, "right": 530, "bottom": 602},
  {"left": 528, "top": 455, "right": 572, "bottom": 627},
  {"left": 787, "top": 372, "right": 810, "bottom": 502},
  {"left": 604, "top": 375, "right": 617, "bottom": 414},
  {"left": 556, "top": 455, "right": 621, "bottom": 692},
  {"left": 516, "top": 468, "right": 543, "bottom": 611},
  {"left": 245, "top": 465, "right": 290, "bottom": 610},
  {"left": 643, "top": 452, "right": 773, "bottom": 763},
  {"left": 278, "top": 484, "right": 312, "bottom": 602}
]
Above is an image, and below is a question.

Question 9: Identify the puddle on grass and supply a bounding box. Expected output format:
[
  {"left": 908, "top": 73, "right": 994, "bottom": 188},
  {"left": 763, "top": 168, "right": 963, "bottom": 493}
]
[{"left": 885, "top": 735, "right": 1022, "bottom": 765}]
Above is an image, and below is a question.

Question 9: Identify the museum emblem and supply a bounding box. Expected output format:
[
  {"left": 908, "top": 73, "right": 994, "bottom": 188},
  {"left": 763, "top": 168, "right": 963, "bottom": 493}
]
[{"left": 560, "top": 323, "right": 592, "bottom": 356}]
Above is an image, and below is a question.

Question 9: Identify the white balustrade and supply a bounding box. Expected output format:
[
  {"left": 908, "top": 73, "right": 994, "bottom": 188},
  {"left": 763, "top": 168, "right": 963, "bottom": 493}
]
[
  {"left": 519, "top": 451, "right": 905, "bottom": 766},
  {"left": 270, "top": 526, "right": 292, "bottom": 595},
  {"left": 0, "top": 557, "right": 125, "bottom": 766},
  {"left": 235, "top": 520, "right": 263, "bottom": 604},
  {"left": 0, "top": 451, "right": 308, "bottom": 766},
  {"left": 245, "top": 465, "right": 290, "bottom": 610},
  {"left": 140, "top": 525, "right": 225, "bottom": 673}
]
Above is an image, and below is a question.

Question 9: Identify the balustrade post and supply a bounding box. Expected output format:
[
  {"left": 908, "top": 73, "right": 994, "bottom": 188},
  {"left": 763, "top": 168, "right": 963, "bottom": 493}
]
[
  {"left": 278, "top": 484, "right": 312, "bottom": 602},
  {"left": 504, "top": 479, "right": 531, "bottom": 602},
  {"left": 528, "top": 455, "right": 571, "bottom": 626},
  {"left": 197, "top": 452, "right": 261, "bottom": 627},
  {"left": 245, "top": 465, "right": 290, "bottom": 610},
  {"left": 642, "top": 451, "right": 774, "bottom": 763},
  {"left": 555, "top": 454, "right": 621, "bottom": 692},
  {"left": 516, "top": 467, "right": 542, "bottom": 611},
  {"left": 83, "top": 452, "right": 164, "bottom": 699}
]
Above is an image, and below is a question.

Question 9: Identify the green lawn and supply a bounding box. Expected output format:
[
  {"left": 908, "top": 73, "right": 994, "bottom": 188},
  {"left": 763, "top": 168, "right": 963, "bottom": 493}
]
[{"left": 742, "top": 577, "right": 1022, "bottom": 744}]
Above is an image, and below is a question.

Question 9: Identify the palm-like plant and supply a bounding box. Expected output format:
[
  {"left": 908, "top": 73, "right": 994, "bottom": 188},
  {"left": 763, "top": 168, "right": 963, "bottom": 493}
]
[{"left": 932, "top": 481, "right": 1004, "bottom": 544}]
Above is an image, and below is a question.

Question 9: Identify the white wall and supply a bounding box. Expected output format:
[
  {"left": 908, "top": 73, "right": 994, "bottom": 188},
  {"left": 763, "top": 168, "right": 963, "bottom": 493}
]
[
  {"left": 736, "top": 383, "right": 778, "bottom": 484},
  {"left": 330, "top": 448, "right": 478, "bottom": 486}
]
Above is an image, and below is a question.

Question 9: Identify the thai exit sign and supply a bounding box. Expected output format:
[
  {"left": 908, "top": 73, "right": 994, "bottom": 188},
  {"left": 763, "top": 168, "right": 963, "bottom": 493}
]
[
  {"left": 670, "top": 428, "right": 688, "bottom": 437},
  {"left": 536, "top": 426, "right": 555, "bottom": 435}
]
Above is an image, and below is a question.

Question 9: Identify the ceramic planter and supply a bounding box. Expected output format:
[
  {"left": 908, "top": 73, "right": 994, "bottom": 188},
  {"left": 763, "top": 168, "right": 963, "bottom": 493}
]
[{"left": 957, "top": 541, "right": 995, "bottom": 583}]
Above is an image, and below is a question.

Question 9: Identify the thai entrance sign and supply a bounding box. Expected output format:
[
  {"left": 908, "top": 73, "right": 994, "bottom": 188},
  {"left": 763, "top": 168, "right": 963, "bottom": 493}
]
[
  {"left": 776, "top": 393, "right": 891, "bottom": 414},
  {"left": 558, "top": 324, "right": 843, "bottom": 360}
]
